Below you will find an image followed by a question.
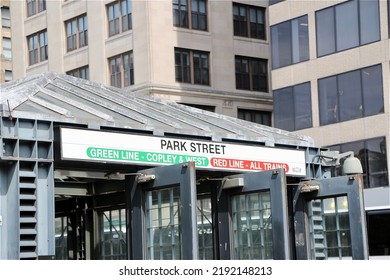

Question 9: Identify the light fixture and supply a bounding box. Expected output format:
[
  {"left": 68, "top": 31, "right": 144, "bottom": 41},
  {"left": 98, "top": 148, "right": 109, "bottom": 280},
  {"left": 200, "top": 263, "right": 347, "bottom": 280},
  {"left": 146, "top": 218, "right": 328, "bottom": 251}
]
[{"left": 319, "top": 150, "right": 363, "bottom": 175}]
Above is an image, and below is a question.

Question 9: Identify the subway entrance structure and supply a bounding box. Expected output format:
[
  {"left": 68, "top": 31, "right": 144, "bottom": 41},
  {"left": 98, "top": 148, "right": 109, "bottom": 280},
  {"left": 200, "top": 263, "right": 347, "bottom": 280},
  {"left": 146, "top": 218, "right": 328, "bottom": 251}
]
[{"left": 0, "top": 73, "right": 368, "bottom": 260}]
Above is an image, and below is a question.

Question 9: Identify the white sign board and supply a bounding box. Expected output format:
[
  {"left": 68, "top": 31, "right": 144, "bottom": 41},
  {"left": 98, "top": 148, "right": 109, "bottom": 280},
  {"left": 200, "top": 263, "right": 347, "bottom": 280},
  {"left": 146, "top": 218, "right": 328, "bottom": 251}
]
[{"left": 60, "top": 127, "right": 307, "bottom": 176}]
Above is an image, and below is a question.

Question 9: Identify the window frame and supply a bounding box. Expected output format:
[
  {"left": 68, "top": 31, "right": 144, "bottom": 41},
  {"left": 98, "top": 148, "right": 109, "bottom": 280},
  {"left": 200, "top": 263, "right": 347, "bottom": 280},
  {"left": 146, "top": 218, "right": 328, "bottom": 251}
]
[
  {"left": 65, "top": 14, "right": 88, "bottom": 52},
  {"left": 174, "top": 48, "right": 210, "bottom": 86},
  {"left": 107, "top": 0, "right": 132, "bottom": 37},
  {"left": 233, "top": 3, "right": 266, "bottom": 40},
  {"left": 271, "top": 15, "right": 309, "bottom": 69},
  {"left": 108, "top": 51, "right": 134, "bottom": 88},
  {"left": 327, "top": 137, "right": 388, "bottom": 189},
  {"left": 315, "top": 0, "right": 380, "bottom": 57},
  {"left": 318, "top": 64, "right": 384, "bottom": 126},
  {"left": 237, "top": 109, "right": 271, "bottom": 126},
  {"left": 27, "top": 30, "right": 48, "bottom": 65},
  {"left": 1, "top": 7, "right": 11, "bottom": 28},
  {"left": 26, "top": 0, "right": 46, "bottom": 17},
  {"left": 273, "top": 82, "right": 312, "bottom": 131},
  {"left": 235, "top": 55, "right": 268, "bottom": 92},
  {"left": 2, "top": 37, "right": 12, "bottom": 60},
  {"left": 173, "top": 0, "right": 208, "bottom": 31},
  {"left": 66, "top": 66, "right": 89, "bottom": 80}
]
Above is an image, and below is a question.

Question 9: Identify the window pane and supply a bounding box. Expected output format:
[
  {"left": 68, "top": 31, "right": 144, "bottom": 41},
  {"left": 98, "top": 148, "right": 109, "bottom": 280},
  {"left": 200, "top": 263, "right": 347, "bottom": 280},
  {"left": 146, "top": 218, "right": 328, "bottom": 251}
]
[
  {"left": 1, "top": 7, "right": 10, "bottom": 28},
  {"left": 359, "top": 0, "right": 380, "bottom": 44},
  {"left": 2, "top": 37, "right": 11, "bottom": 60},
  {"left": 292, "top": 16, "right": 309, "bottom": 63},
  {"left": 146, "top": 187, "right": 181, "bottom": 260},
  {"left": 366, "top": 138, "right": 388, "bottom": 188},
  {"left": 5, "top": 70, "right": 12, "bottom": 82},
  {"left": 362, "top": 65, "right": 384, "bottom": 116},
  {"left": 273, "top": 87, "right": 294, "bottom": 131},
  {"left": 99, "top": 209, "right": 127, "bottom": 260},
  {"left": 232, "top": 192, "right": 272, "bottom": 260},
  {"left": 318, "top": 76, "right": 338, "bottom": 125},
  {"left": 233, "top": 5, "right": 247, "bottom": 37},
  {"left": 235, "top": 57, "right": 250, "bottom": 90},
  {"left": 335, "top": 0, "right": 359, "bottom": 51},
  {"left": 271, "top": 21, "right": 292, "bottom": 68},
  {"left": 294, "top": 83, "right": 312, "bottom": 130},
  {"left": 316, "top": 8, "right": 335, "bottom": 57},
  {"left": 197, "top": 197, "right": 213, "bottom": 260},
  {"left": 338, "top": 70, "right": 362, "bottom": 121}
]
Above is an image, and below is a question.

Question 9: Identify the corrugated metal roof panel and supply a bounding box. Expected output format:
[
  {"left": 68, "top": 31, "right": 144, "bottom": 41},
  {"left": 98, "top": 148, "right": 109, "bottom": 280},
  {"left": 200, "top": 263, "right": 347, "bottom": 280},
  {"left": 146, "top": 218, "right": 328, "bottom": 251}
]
[{"left": 0, "top": 72, "right": 315, "bottom": 147}]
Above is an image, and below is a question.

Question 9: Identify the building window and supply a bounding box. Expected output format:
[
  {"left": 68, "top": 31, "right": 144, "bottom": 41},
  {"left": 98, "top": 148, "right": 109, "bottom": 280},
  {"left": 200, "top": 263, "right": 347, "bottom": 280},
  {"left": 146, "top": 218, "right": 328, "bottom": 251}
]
[
  {"left": 107, "top": 0, "right": 132, "bottom": 37},
  {"left": 1, "top": 7, "right": 10, "bottom": 28},
  {"left": 318, "top": 64, "right": 384, "bottom": 126},
  {"left": 238, "top": 109, "right": 271, "bottom": 126},
  {"left": 26, "top": 0, "right": 46, "bottom": 17},
  {"left": 233, "top": 3, "right": 265, "bottom": 40},
  {"left": 175, "top": 48, "right": 209, "bottom": 85},
  {"left": 67, "top": 66, "right": 89, "bottom": 80},
  {"left": 271, "top": 15, "right": 309, "bottom": 69},
  {"left": 180, "top": 103, "right": 215, "bottom": 112},
  {"left": 273, "top": 82, "right": 312, "bottom": 131},
  {"left": 27, "top": 30, "right": 48, "bottom": 65},
  {"left": 328, "top": 137, "right": 388, "bottom": 189},
  {"left": 316, "top": 0, "right": 380, "bottom": 57},
  {"left": 269, "top": 0, "right": 285, "bottom": 5},
  {"left": 65, "top": 15, "right": 88, "bottom": 52},
  {"left": 2, "top": 37, "right": 12, "bottom": 60},
  {"left": 109, "top": 51, "right": 134, "bottom": 88},
  {"left": 173, "top": 0, "right": 207, "bottom": 31},
  {"left": 235, "top": 56, "right": 267, "bottom": 92},
  {"left": 5, "top": 70, "right": 12, "bottom": 82}
]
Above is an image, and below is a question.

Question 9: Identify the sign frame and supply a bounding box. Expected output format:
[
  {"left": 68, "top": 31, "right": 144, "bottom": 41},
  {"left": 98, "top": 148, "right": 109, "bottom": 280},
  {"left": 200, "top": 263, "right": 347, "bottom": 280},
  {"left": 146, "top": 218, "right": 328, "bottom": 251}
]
[{"left": 60, "top": 127, "right": 307, "bottom": 176}]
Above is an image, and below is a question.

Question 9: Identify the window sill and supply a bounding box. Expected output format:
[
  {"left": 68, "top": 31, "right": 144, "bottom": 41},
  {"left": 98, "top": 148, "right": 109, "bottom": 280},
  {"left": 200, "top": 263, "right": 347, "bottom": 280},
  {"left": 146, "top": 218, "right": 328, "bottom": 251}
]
[
  {"left": 64, "top": 46, "right": 88, "bottom": 57},
  {"left": 233, "top": 36, "right": 267, "bottom": 44},
  {"left": 106, "top": 30, "right": 133, "bottom": 43},
  {"left": 26, "top": 60, "right": 48, "bottom": 71}
]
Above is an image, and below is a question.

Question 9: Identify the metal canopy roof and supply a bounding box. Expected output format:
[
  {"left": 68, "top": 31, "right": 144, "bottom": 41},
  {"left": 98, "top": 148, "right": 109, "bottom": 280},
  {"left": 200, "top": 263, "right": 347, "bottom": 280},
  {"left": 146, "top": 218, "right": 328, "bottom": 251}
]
[{"left": 0, "top": 72, "right": 314, "bottom": 147}]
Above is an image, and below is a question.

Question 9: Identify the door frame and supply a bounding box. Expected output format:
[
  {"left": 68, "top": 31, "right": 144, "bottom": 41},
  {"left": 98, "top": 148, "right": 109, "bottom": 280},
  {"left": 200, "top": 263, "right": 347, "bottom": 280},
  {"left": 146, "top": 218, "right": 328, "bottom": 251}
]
[
  {"left": 215, "top": 168, "right": 291, "bottom": 260},
  {"left": 293, "top": 174, "right": 369, "bottom": 259},
  {"left": 126, "top": 162, "right": 198, "bottom": 260}
]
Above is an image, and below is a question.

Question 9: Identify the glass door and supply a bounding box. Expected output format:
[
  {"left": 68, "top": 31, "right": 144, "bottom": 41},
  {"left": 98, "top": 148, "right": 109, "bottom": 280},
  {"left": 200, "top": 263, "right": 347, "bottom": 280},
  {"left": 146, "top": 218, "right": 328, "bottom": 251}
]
[
  {"left": 215, "top": 168, "right": 291, "bottom": 260},
  {"left": 128, "top": 162, "right": 198, "bottom": 260},
  {"left": 294, "top": 175, "right": 369, "bottom": 259}
]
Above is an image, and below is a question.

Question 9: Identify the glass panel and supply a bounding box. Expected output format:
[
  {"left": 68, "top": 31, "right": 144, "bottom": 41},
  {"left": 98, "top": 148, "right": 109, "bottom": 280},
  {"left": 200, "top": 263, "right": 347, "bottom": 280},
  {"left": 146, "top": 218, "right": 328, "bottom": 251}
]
[
  {"left": 232, "top": 192, "right": 273, "bottom": 260},
  {"left": 271, "top": 21, "right": 292, "bottom": 68},
  {"left": 2, "top": 37, "right": 11, "bottom": 60},
  {"left": 55, "top": 216, "right": 68, "bottom": 260},
  {"left": 318, "top": 76, "right": 338, "bottom": 125},
  {"left": 273, "top": 87, "right": 294, "bottom": 131},
  {"left": 316, "top": 8, "right": 335, "bottom": 57},
  {"left": 361, "top": 65, "right": 384, "bottom": 116},
  {"left": 294, "top": 82, "right": 312, "bottom": 130},
  {"left": 338, "top": 70, "right": 362, "bottom": 121},
  {"left": 366, "top": 138, "right": 388, "bottom": 188},
  {"left": 197, "top": 197, "right": 213, "bottom": 260},
  {"left": 292, "top": 16, "right": 309, "bottom": 63},
  {"left": 145, "top": 187, "right": 181, "bottom": 260},
  {"left": 359, "top": 0, "right": 380, "bottom": 44},
  {"left": 335, "top": 0, "right": 359, "bottom": 51},
  {"left": 99, "top": 209, "right": 127, "bottom": 260},
  {"left": 235, "top": 57, "right": 249, "bottom": 90},
  {"left": 308, "top": 197, "right": 352, "bottom": 260},
  {"left": 1, "top": 7, "right": 10, "bottom": 28}
]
